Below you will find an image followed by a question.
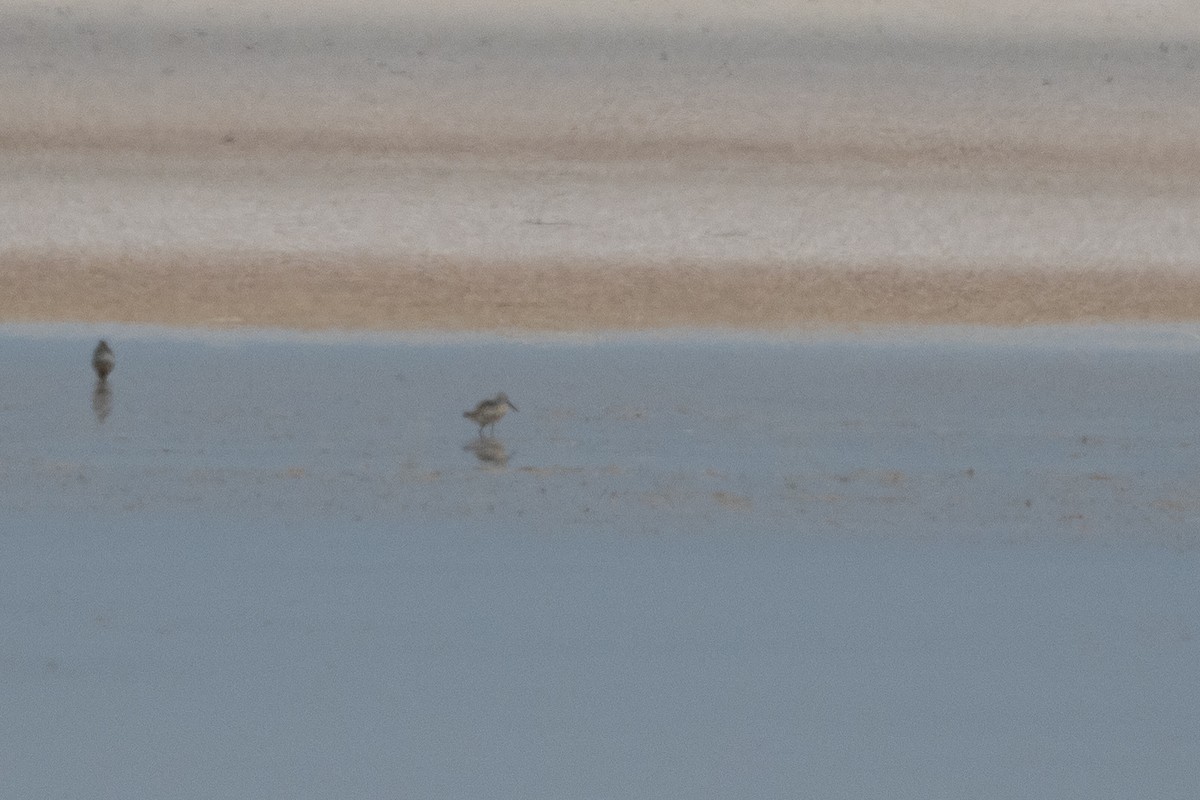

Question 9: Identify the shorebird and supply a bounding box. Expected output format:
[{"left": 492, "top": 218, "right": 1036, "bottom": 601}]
[
  {"left": 92, "top": 340, "right": 115, "bottom": 383},
  {"left": 463, "top": 392, "right": 518, "bottom": 436}
]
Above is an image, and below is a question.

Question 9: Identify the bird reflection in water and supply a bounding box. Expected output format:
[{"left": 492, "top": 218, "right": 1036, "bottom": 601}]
[
  {"left": 92, "top": 379, "right": 113, "bottom": 423},
  {"left": 465, "top": 436, "right": 508, "bottom": 467}
]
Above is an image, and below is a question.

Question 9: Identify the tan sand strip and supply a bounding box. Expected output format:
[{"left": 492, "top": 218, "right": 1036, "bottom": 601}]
[{"left": 3, "top": 250, "right": 1199, "bottom": 331}]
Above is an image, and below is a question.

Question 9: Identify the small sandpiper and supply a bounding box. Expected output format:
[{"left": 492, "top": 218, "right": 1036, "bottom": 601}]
[
  {"left": 463, "top": 392, "right": 518, "bottom": 436},
  {"left": 92, "top": 340, "right": 115, "bottom": 383}
]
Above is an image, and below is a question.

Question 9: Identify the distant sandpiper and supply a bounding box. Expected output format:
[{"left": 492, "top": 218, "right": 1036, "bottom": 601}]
[
  {"left": 92, "top": 340, "right": 115, "bottom": 383},
  {"left": 464, "top": 392, "right": 518, "bottom": 436}
]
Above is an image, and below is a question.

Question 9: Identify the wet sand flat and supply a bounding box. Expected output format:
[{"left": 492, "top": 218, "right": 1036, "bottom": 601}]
[{"left": 7, "top": 251, "right": 1200, "bottom": 330}]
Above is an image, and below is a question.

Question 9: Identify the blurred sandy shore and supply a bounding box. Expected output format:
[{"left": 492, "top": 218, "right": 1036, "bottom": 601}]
[
  {"left": 3, "top": 2, "right": 1199, "bottom": 330},
  {"left": 6, "top": 251, "right": 1200, "bottom": 331}
]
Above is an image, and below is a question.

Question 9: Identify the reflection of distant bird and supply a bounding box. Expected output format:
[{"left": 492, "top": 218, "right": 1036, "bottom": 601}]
[
  {"left": 92, "top": 381, "right": 113, "bottom": 423},
  {"left": 463, "top": 392, "right": 518, "bottom": 436},
  {"left": 92, "top": 340, "right": 115, "bottom": 382}
]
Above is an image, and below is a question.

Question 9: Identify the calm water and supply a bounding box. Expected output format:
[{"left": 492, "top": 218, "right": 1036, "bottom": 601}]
[
  {"left": 2, "top": 325, "right": 1198, "bottom": 798},
  {"left": 3, "top": 325, "right": 1200, "bottom": 541}
]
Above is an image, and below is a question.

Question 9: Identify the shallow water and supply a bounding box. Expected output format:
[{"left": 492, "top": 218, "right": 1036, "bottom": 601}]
[
  {"left": 2, "top": 326, "right": 1198, "bottom": 797},
  {"left": 3, "top": 325, "right": 1200, "bottom": 541}
]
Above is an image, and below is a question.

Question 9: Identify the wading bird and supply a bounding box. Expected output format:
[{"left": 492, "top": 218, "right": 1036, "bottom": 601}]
[
  {"left": 92, "top": 340, "right": 115, "bottom": 383},
  {"left": 463, "top": 392, "right": 518, "bottom": 436}
]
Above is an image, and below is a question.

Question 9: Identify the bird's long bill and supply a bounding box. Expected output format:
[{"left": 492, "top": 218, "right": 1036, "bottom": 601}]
[{"left": 509, "top": 402, "right": 518, "bottom": 411}]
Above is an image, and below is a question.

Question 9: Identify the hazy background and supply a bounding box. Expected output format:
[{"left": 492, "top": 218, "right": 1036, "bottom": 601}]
[{"left": 2, "top": 0, "right": 1199, "bottom": 325}]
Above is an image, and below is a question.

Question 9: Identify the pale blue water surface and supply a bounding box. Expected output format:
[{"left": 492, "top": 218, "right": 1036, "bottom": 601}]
[{"left": 1, "top": 325, "right": 1197, "bottom": 799}]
